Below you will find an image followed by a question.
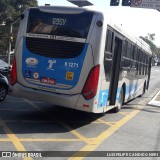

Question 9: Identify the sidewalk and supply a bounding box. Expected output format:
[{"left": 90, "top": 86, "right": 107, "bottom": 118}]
[{"left": 148, "top": 91, "right": 160, "bottom": 107}]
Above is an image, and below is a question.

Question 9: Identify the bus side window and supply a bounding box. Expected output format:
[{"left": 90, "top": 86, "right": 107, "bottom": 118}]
[
  {"left": 134, "top": 46, "right": 137, "bottom": 61},
  {"left": 146, "top": 56, "right": 148, "bottom": 74},
  {"left": 137, "top": 49, "right": 141, "bottom": 75},
  {"left": 127, "top": 42, "right": 131, "bottom": 59},
  {"left": 104, "top": 29, "right": 114, "bottom": 81},
  {"left": 142, "top": 51, "right": 145, "bottom": 75},
  {"left": 139, "top": 51, "right": 142, "bottom": 75},
  {"left": 135, "top": 47, "right": 138, "bottom": 73},
  {"left": 144, "top": 53, "right": 147, "bottom": 75},
  {"left": 123, "top": 40, "right": 128, "bottom": 57},
  {"left": 132, "top": 45, "right": 135, "bottom": 60},
  {"left": 105, "top": 29, "right": 114, "bottom": 53}
]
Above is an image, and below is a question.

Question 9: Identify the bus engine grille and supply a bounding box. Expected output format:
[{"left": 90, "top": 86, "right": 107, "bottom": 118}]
[{"left": 26, "top": 37, "right": 85, "bottom": 58}]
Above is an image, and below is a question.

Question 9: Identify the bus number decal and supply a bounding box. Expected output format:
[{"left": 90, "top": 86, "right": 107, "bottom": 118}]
[
  {"left": 53, "top": 18, "right": 67, "bottom": 26},
  {"left": 66, "top": 72, "right": 74, "bottom": 81},
  {"left": 65, "top": 62, "right": 78, "bottom": 68}
]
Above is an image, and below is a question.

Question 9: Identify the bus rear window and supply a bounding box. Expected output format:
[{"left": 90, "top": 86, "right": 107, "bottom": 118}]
[{"left": 27, "top": 9, "right": 94, "bottom": 39}]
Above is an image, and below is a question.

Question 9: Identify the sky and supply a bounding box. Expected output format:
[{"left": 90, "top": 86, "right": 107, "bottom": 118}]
[{"left": 37, "top": 0, "right": 160, "bottom": 47}]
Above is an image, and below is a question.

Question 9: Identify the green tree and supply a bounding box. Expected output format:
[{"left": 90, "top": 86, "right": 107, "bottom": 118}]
[
  {"left": 139, "top": 33, "right": 157, "bottom": 54},
  {"left": 144, "top": 33, "right": 155, "bottom": 42},
  {"left": 140, "top": 33, "right": 158, "bottom": 65},
  {"left": 0, "top": 0, "right": 38, "bottom": 59}
]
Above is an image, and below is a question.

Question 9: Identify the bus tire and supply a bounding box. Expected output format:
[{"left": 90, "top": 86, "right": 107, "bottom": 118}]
[{"left": 112, "top": 88, "right": 124, "bottom": 113}]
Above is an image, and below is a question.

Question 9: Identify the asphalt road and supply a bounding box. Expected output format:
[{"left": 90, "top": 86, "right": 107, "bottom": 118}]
[{"left": 0, "top": 66, "right": 160, "bottom": 160}]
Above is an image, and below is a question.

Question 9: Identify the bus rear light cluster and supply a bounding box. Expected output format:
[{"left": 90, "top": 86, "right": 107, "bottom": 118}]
[
  {"left": 10, "top": 57, "right": 17, "bottom": 85},
  {"left": 82, "top": 64, "right": 100, "bottom": 100}
]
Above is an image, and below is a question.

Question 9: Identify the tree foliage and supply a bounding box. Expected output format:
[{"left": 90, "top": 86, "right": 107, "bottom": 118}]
[
  {"left": 140, "top": 33, "right": 159, "bottom": 65},
  {"left": 0, "top": 0, "right": 38, "bottom": 57},
  {"left": 139, "top": 33, "right": 157, "bottom": 54},
  {"left": 0, "top": 0, "right": 38, "bottom": 24}
]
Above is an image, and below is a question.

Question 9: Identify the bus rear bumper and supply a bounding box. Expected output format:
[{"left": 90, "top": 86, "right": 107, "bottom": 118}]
[{"left": 9, "top": 83, "right": 80, "bottom": 109}]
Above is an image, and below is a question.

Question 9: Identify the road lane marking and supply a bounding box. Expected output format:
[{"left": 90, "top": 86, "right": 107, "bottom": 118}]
[
  {"left": 0, "top": 118, "right": 33, "bottom": 160},
  {"left": 119, "top": 112, "right": 130, "bottom": 116},
  {"left": 0, "top": 138, "right": 10, "bottom": 141},
  {"left": 19, "top": 138, "right": 82, "bottom": 142},
  {"left": 69, "top": 109, "right": 140, "bottom": 160},
  {"left": 97, "top": 119, "right": 116, "bottom": 126},
  {"left": 24, "top": 99, "right": 91, "bottom": 144}
]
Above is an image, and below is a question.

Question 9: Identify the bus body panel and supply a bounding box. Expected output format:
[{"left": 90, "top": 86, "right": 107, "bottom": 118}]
[
  {"left": 9, "top": 6, "right": 152, "bottom": 113},
  {"left": 11, "top": 83, "right": 79, "bottom": 109},
  {"left": 15, "top": 38, "right": 95, "bottom": 94},
  {"left": 13, "top": 7, "right": 98, "bottom": 95}
]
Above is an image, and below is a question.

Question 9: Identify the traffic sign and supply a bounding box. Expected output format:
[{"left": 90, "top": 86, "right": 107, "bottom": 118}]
[{"left": 131, "top": 0, "right": 160, "bottom": 9}]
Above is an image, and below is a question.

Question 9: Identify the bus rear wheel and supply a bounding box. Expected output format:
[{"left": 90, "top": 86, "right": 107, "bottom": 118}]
[{"left": 112, "top": 88, "right": 124, "bottom": 113}]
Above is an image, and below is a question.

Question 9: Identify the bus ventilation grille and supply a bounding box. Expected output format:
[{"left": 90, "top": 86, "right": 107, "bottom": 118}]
[{"left": 26, "top": 37, "right": 85, "bottom": 58}]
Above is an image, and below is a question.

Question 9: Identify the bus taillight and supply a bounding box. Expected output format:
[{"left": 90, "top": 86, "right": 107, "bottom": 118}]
[
  {"left": 82, "top": 64, "right": 100, "bottom": 100},
  {"left": 10, "top": 57, "right": 17, "bottom": 85}
]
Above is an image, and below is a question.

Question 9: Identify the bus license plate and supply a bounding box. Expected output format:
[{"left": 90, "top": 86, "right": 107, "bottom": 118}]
[{"left": 41, "top": 77, "right": 56, "bottom": 85}]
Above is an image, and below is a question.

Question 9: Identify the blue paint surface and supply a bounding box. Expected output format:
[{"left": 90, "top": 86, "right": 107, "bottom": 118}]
[
  {"left": 22, "top": 38, "right": 88, "bottom": 90},
  {"left": 98, "top": 82, "right": 140, "bottom": 109},
  {"left": 98, "top": 90, "right": 109, "bottom": 108}
]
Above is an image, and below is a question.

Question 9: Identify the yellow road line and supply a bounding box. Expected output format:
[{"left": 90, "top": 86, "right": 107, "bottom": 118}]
[
  {"left": 0, "top": 119, "right": 33, "bottom": 160},
  {"left": 0, "top": 138, "right": 10, "bottom": 141},
  {"left": 119, "top": 112, "right": 130, "bottom": 116},
  {"left": 69, "top": 109, "right": 140, "bottom": 160},
  {"left": 24, "top": 99, "right": 91, "bottom": 144},
  {"left": 97, "top": 119, "right": 116, "bottom": 126},
  {"left": 19, "top": 138, "right": 82, "bottom": 142}
]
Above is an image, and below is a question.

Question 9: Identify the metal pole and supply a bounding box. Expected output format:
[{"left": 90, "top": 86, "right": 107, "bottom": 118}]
[
  {"left": 8, "top": 24, "right": 12, "bottom": 65},
  {"left": 8, "top": 18, "right": 19, "bottom": 65}
]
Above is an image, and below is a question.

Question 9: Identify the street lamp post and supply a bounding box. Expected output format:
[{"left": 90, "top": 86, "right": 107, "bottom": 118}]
[
  {"left": 8, "top": 18, "right": 19, "bottom": 65},
  {"left": 8, "top": 25, "right": 12, "bottom": 65}
]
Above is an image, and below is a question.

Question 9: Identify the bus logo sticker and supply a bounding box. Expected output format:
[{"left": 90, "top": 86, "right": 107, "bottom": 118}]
[
  {"left": 33, "top": 72, "right": 39, "bottom": 79},
  {"left": 47, "top": 60, "right": 56, "bottom": 70},
  {"left": 66, "top": 72, "right": 74, "bottom": 80},
  {"left": 24, "top": 70, "right": 31, "bottom": 78},
  {"left": 26, "top": 57, "right": 38, "bottom": 66}
]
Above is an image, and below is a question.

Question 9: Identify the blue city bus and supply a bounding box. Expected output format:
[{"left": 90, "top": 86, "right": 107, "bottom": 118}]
[{"left": 9, "top": 6, "right": 152, "bottom": 113}]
